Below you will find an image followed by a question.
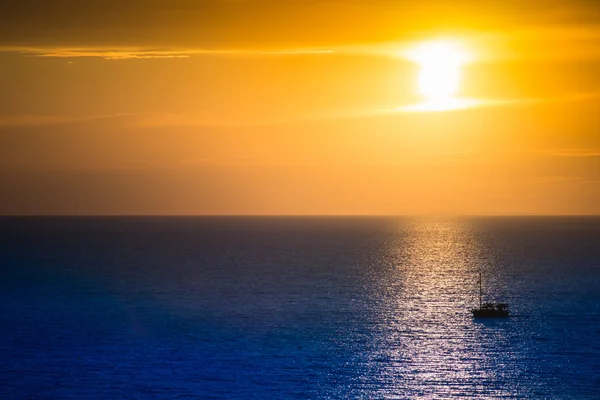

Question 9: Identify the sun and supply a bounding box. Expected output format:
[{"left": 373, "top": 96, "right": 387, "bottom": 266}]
[{"left": 405, "top": 40, "right": 471, "bottom": 110}]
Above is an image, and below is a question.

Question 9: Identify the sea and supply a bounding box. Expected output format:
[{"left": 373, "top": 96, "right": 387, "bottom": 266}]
[{"left": 1, "top": 216, "right": 600, "bottom": 399}]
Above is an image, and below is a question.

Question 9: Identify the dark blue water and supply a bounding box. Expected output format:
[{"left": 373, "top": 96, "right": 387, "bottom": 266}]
[{"left": 1, "top": 216, "right": 600, "bottom": 398}]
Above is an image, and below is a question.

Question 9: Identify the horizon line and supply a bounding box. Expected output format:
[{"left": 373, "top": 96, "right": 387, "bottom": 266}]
[{"left": 1, "top": 213, "right": 599, "bottom": 218}]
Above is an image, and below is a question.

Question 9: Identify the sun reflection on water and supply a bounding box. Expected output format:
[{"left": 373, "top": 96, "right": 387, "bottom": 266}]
[{"left": 363, "top": 217, "right": 516, "bottom": 397}]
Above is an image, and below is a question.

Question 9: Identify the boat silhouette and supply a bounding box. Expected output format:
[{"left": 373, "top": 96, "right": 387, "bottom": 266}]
[{"left": 471, "top": 273, "right": 509, "bottom": 318}]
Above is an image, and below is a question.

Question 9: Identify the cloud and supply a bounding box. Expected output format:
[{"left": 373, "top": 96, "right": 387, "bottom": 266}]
[
  {"left": 32, "top": 49, "right": 196, "bottom": 60},
  {"left": 369, "top": 91, "right": 600, "bottom": 117},
  {"left": 3, "top": 87, "right": 600, "bottom": 131},
  {"left": 0, "top": 113, "right": 144, "bottom": 127},
  {"left": 0, "top": 110, "right": 322, "bottom": 129},
  {"left": 0, "top": 110, "right": 347, "bottom": 129},
  {"left": 1, "top": 46, "right": 335, "bottom": 60},
  {"left": 548, "top": 176, "right": 588, "bottom": 181},
  {"left": 5, "top": 23, "right": 600, "bottom": 63},
  {"left": 536, "top": 149, "right": 600, "bottom": 158}
]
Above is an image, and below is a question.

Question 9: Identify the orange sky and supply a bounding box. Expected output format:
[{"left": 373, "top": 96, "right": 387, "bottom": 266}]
[{"left": 1, "top": 0, "right": 600, "bottom": 215}]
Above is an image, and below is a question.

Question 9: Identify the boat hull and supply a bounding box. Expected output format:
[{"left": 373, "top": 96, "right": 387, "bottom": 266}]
[{"left": 471, "top": 309, "right": 509, "bottom": 318}]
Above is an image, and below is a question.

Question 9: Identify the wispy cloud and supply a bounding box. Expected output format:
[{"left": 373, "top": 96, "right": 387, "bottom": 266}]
[
  {"left": 5, "top": 23, "right": 600, "bottom": 62},
  {"left": 535, "top": 176, "right": 587, "bottom": 182},
  {"left": 0, "top": 113, "right": 145, "bottom": 127},
  {"left": 370, "top": 91, "right": 600, "bottom": 116},
  {"left": 2, "top": 46, "right": 335, "bottom": 60},
  {"left": 34, "top": 49, "right": 196, "bottom": 60},
  {"left": 536, "top": 149, "right": 600, "bottom": 158},
  {"left": 4, "top": 89, "right": 600, "bottom": 130},
  {"left": 0, "top": 111, "right": 317, "bottom": 128}
]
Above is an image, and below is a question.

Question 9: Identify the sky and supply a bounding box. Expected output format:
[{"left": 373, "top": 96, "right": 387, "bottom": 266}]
[{"left": 1, "top": 0, "right": 600, "bottom": 215}]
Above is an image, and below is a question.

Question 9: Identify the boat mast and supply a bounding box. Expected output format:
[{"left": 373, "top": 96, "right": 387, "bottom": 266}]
[{"left": 479, "top": 272, "right": 482, "bottom": 308}]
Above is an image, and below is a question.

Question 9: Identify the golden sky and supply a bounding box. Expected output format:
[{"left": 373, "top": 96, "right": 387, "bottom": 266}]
[{"left": 1, "top": 0, "right": 600, "bottom": 214}]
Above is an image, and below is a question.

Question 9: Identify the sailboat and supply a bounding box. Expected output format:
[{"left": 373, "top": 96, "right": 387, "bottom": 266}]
[{"left": 471, "top": 273, "right": 509, "bottom": 318}]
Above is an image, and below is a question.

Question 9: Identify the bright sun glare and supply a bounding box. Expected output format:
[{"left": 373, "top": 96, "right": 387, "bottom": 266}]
[{"left": 405, "top": 40, "right": 471, "bottom": 111}]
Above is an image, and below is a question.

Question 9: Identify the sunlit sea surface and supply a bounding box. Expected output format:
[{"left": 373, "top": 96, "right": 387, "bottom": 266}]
[{"left": 2, "top": 216, "right": 600, "bottom": 398}]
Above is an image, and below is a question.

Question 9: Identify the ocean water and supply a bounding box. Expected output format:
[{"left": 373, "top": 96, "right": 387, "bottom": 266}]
[{"left": 1, "top": 216, "right": 600, "bottom": 399}]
